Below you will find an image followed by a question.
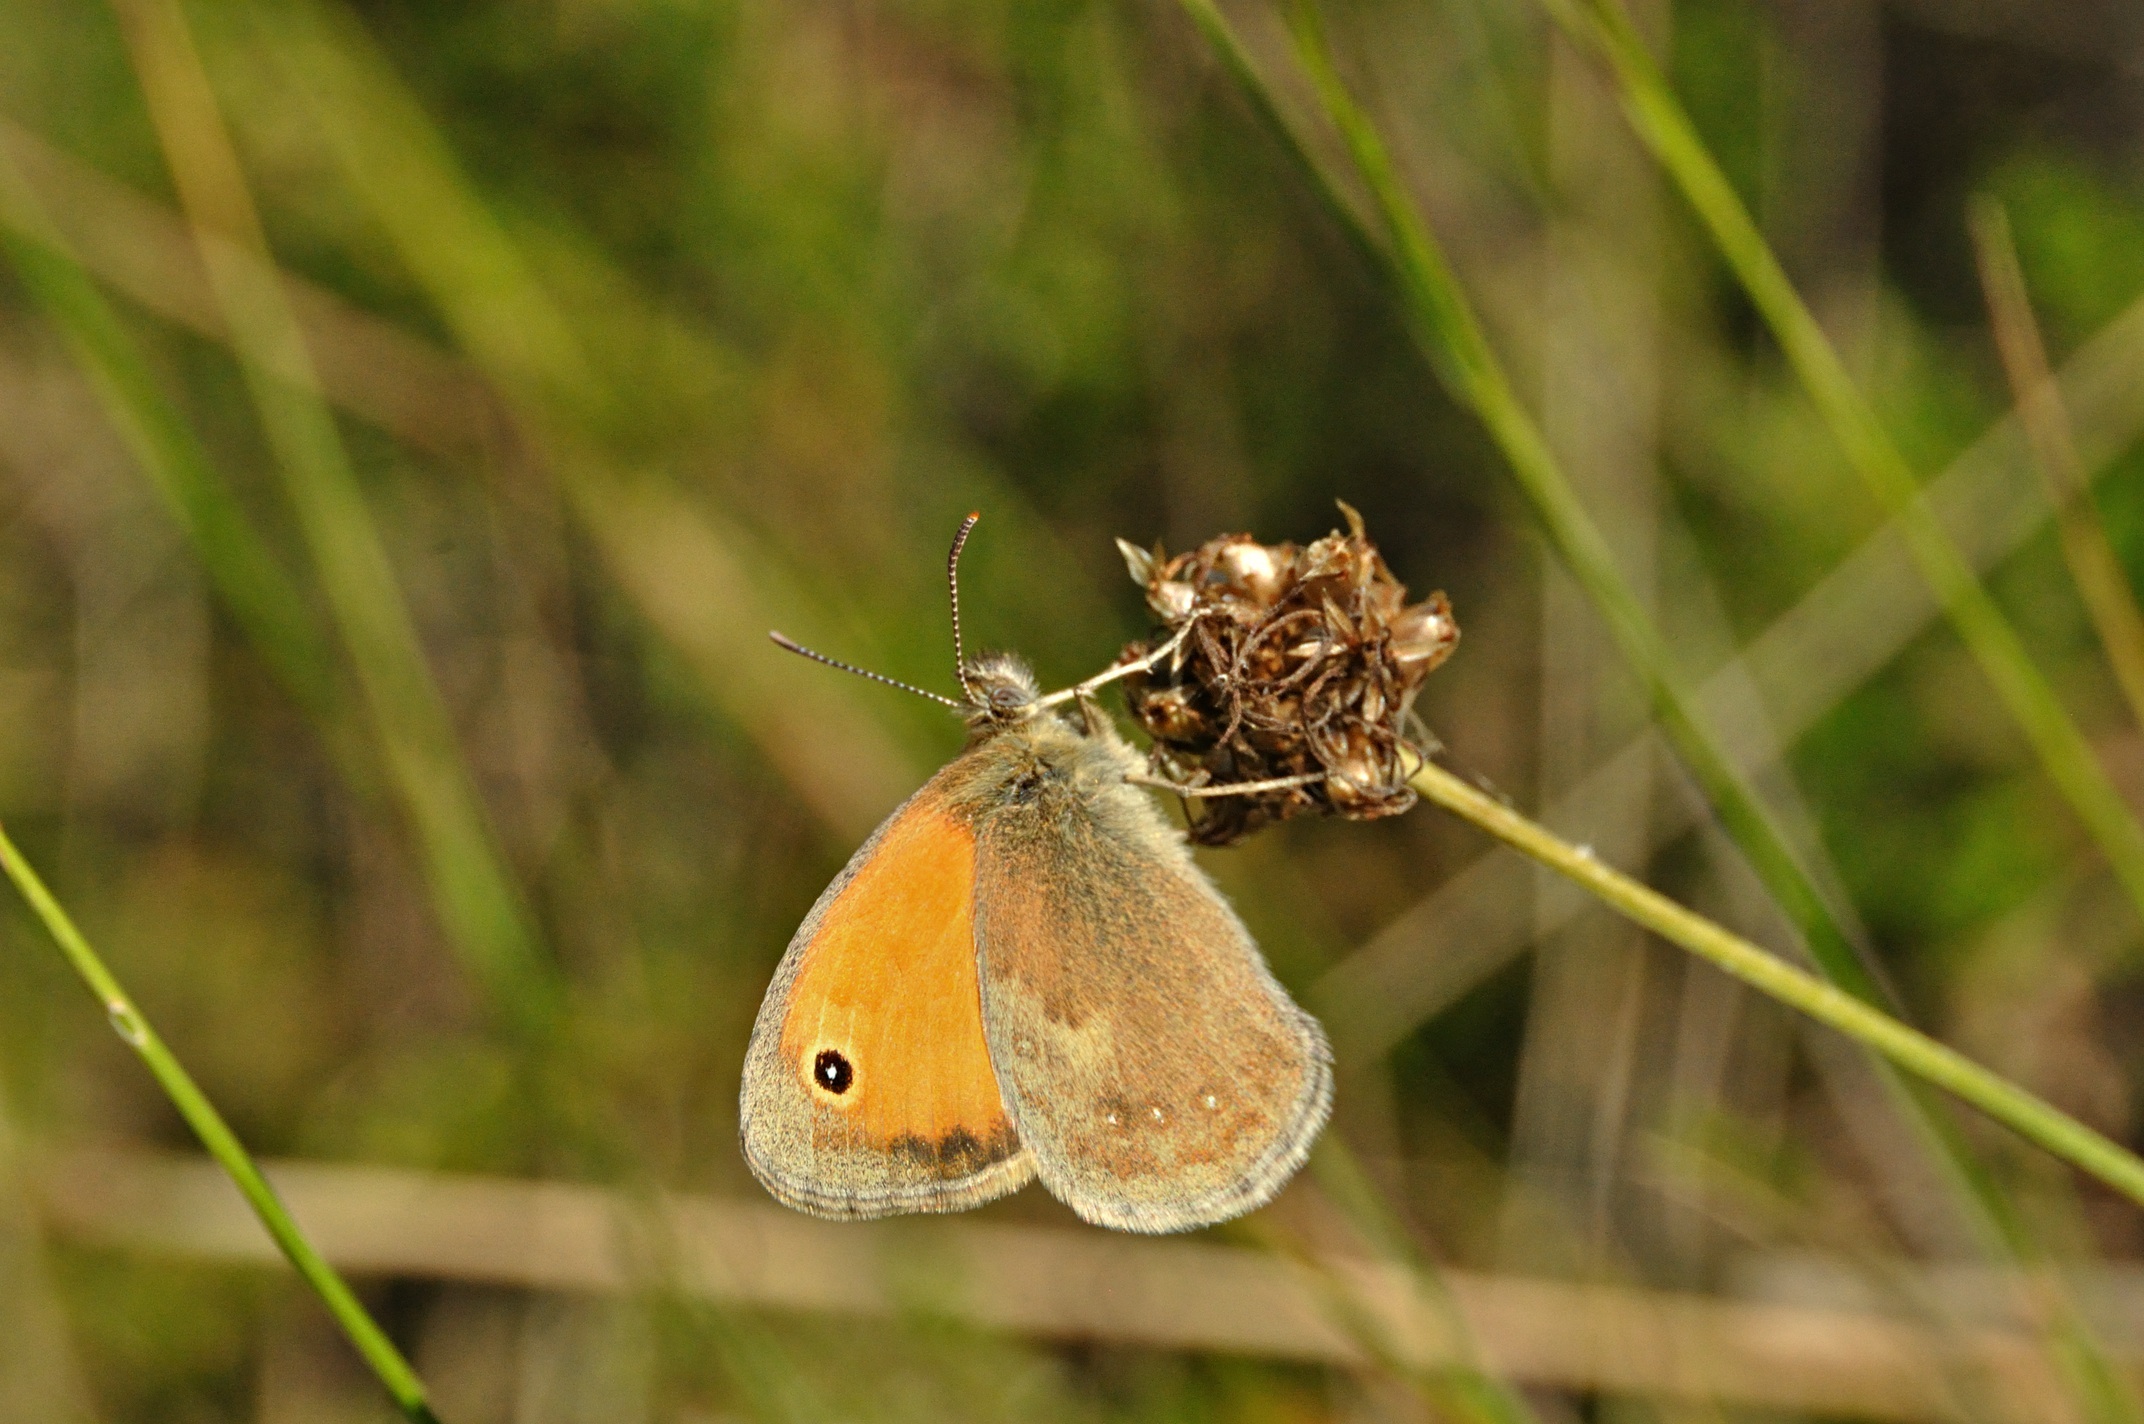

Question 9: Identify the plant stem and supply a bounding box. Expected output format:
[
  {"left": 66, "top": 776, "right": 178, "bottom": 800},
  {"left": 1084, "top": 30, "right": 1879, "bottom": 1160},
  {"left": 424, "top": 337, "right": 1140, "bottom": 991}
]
[
  {"left": 0, "top": 823, "right": 442, "bottom": 1424},
  {"left": 1407, "top": 760, "right": 2144, "bottom": 1211}
]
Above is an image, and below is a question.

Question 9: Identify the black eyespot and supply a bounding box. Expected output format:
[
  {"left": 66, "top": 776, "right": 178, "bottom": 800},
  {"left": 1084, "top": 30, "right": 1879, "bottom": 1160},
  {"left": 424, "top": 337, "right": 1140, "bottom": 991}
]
[{"left": 813, "top": 1049, "right": 853, "bottom": 1095}]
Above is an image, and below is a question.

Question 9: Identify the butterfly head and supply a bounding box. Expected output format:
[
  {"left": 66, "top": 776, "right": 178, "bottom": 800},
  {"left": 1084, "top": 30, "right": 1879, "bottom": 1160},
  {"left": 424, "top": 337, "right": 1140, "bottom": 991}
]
[{"left": 960, "top": 652, "right": 1042, "bottom": 726}]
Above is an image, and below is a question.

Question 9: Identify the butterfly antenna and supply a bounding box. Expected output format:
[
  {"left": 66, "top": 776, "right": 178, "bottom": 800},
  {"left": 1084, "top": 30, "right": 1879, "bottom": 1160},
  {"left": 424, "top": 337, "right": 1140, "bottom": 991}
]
[
  {"left": 767, "top": 631, "right": 967, "bottom": 709},
  {"left": 947, "top": 511, "right": 982, "bottom": 705}
]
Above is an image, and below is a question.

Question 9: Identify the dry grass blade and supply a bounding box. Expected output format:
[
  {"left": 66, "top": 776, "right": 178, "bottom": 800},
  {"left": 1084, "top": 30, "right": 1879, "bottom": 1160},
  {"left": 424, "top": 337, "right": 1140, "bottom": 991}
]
[
  {"left": 1533, "top": 12, "right": 2144, "bottom": 1395},
  {"left": 0, "top": 138, "right": 341, "bottom": 730},
  {"left": 0, "top": 118, "right": 498, "bottom": 463},
  {"left": 40, "top": 1147, "right": 2103, "bottom": 1424},
  {"left": 1969, "top": 197, "right": 2144, "bottom": 734},
  {"left": 0, "top": 114, "right": 953, "bottom": 844},
  {"left": 233, "top": 0, "right": 934, "bottom": 843},
  {"left": 0, "top": 1084, "right": 94, "bottom": 1423}
]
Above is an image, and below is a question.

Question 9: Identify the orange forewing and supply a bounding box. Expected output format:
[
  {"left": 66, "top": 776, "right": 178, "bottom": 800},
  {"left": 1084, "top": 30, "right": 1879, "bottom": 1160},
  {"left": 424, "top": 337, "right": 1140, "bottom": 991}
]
[
  {"left": 740, "top": 777, "right": 1031, "bottom": 1217},
  {"left": 780, "top": 804, "right": 1007, "bottom": 1145}
]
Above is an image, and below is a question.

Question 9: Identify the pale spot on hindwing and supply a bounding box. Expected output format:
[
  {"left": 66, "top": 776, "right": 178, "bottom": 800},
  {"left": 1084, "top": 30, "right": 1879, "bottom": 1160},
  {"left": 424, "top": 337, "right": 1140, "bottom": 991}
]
[{"left": 968, "top": 714, "right": 1333, "bottom": 1233}]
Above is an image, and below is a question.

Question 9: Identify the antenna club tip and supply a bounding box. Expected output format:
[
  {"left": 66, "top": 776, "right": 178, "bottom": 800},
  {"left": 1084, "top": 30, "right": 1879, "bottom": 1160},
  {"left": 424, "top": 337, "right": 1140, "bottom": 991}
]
[{"left": 964, "top": 510, "right": 981, "bottom": 522}]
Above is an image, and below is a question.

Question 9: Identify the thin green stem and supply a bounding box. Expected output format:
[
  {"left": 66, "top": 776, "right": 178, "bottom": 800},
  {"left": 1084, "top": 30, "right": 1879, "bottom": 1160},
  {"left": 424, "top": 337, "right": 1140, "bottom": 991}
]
[
  {"left": 1969, "top": 197, "right": 2144, "bottom": 734},
  {"left": 0, "top": 823, "right": 442, "bottom": 1424},
  {"left": 1557, "top": 0, "right": 2144, "bottom": 929},
  {"left": 1177, "top": 0, "right": 1391, "bottom": 286},
  {"left": 1407, "top": 761, "right": 2144, "bottom": 1211}
]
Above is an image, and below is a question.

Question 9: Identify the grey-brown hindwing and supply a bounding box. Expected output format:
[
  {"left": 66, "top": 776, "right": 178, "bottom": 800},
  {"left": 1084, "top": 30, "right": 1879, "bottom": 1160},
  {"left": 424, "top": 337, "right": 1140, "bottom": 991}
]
[{"left": 969, "top": 720, "right": 1332, "bottom": 1233}]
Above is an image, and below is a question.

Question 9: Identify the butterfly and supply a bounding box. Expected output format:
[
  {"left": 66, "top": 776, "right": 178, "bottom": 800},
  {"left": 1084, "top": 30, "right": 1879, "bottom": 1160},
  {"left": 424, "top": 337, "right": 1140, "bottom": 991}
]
[{"left": 740, "top": 515, "right": 1331, "bottom": 1233}]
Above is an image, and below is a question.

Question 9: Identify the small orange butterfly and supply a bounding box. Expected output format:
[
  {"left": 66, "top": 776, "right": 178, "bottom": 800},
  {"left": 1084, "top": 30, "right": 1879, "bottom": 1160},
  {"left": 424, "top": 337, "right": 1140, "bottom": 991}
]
[{"left": 740, "top": 515, "right": 1331, "bottom": 1233}]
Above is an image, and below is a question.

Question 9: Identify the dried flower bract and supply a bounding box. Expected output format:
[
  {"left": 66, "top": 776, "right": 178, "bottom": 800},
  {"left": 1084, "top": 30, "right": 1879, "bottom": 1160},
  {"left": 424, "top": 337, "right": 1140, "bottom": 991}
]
[{"left": 1115, "top": 503, "right": 1459, "bottom": 846}]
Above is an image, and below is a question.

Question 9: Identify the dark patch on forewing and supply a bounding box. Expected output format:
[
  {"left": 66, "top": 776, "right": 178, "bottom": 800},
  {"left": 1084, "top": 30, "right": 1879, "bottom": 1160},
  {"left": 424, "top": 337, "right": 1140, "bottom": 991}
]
[{"left": 886, "top": 1123, "right": 1024, "bottom": 1179}]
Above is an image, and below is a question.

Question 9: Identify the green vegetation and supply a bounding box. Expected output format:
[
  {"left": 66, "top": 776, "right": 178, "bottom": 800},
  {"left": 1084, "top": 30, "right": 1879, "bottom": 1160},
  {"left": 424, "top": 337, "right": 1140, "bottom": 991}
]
[{"left": 3, "top": 0, "right": 2144, "bottom": 1420}]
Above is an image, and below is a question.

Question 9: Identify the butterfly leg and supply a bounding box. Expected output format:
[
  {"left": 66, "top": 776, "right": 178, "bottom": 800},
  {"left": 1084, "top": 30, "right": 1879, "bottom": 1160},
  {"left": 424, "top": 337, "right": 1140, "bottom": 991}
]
[
  {"left": 1075, "top": 688, "right": 1109, "bottom": 737},
  {"left": 1035, "top": 620, "right": 1197, "bottom": 710}
]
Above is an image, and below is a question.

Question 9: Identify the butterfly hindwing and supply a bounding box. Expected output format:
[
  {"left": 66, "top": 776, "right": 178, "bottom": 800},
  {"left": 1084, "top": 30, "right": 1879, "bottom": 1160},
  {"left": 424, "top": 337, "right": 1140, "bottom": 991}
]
[
  {"left": 971, "top": 734, "right": 1333, "bottom": 1233},
  {"left": 740, "top": 771, "right": 1033, "bottom": 1218}
]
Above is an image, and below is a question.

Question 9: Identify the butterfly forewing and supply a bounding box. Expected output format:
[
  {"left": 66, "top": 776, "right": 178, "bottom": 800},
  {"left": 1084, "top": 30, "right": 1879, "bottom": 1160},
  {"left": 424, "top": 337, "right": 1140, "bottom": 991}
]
[{"left": 740, "top": 774, "right": 1034, "bottom": 1217}]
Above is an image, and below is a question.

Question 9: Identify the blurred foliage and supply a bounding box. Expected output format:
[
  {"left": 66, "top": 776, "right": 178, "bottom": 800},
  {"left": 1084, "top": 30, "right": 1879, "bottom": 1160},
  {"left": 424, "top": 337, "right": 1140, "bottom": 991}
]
[{"left": 2, "top": 0, "right": 2144, "bottom": 1419}]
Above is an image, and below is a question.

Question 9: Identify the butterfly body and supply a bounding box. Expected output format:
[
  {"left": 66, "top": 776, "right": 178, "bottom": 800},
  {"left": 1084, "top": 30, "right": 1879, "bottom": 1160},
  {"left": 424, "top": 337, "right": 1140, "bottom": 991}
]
[{"left": 740, "top": 654, "right": 1333, "bottom": 1234}]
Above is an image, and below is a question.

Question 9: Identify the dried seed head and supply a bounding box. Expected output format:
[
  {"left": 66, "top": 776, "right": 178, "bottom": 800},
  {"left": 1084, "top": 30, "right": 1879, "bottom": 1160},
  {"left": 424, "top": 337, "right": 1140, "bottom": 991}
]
[
  {"left": 1118, "top": 502, "right": 1459, "bottom": 845},
  {"left": 1216, "top": 540, "right": 1289, "bottom": 606},
  {"left": 1390, "top": 596, "right": 1461, "bottom": 667}
]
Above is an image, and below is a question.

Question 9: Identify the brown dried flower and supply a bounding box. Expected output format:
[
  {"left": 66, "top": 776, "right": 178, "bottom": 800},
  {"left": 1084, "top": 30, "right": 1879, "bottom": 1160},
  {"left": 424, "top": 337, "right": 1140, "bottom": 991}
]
[{"left": 1115, "top": 502, "right": 1459, "bottom": 846}]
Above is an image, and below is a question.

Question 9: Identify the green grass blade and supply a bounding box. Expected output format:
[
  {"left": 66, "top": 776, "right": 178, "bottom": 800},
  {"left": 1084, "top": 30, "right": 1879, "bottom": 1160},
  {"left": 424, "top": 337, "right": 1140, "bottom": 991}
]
[
  {"left": 231, "top": 0, "right": 608, "bottom": 433},
  {"left": 0, "top": 822, "right": 443, "bottom": 1424},
  {"left": 113, "top": 0, "right": 554, "bottom": 1029},
  {"left": 1558, "top": 0, "right": 2144, "bottom": 931},
  {"left": 228, "top": 0, "right": 943, "bottom": 848},
  {"left": 1177, "top": 1, "right": 1392, "bottom": 289}
]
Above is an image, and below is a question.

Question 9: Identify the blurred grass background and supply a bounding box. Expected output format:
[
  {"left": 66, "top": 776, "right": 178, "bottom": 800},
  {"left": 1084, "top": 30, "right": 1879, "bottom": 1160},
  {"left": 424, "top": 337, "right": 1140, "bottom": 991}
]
[{"left": 3, "top": 0, "right": 2144, "bottom": 1419}]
